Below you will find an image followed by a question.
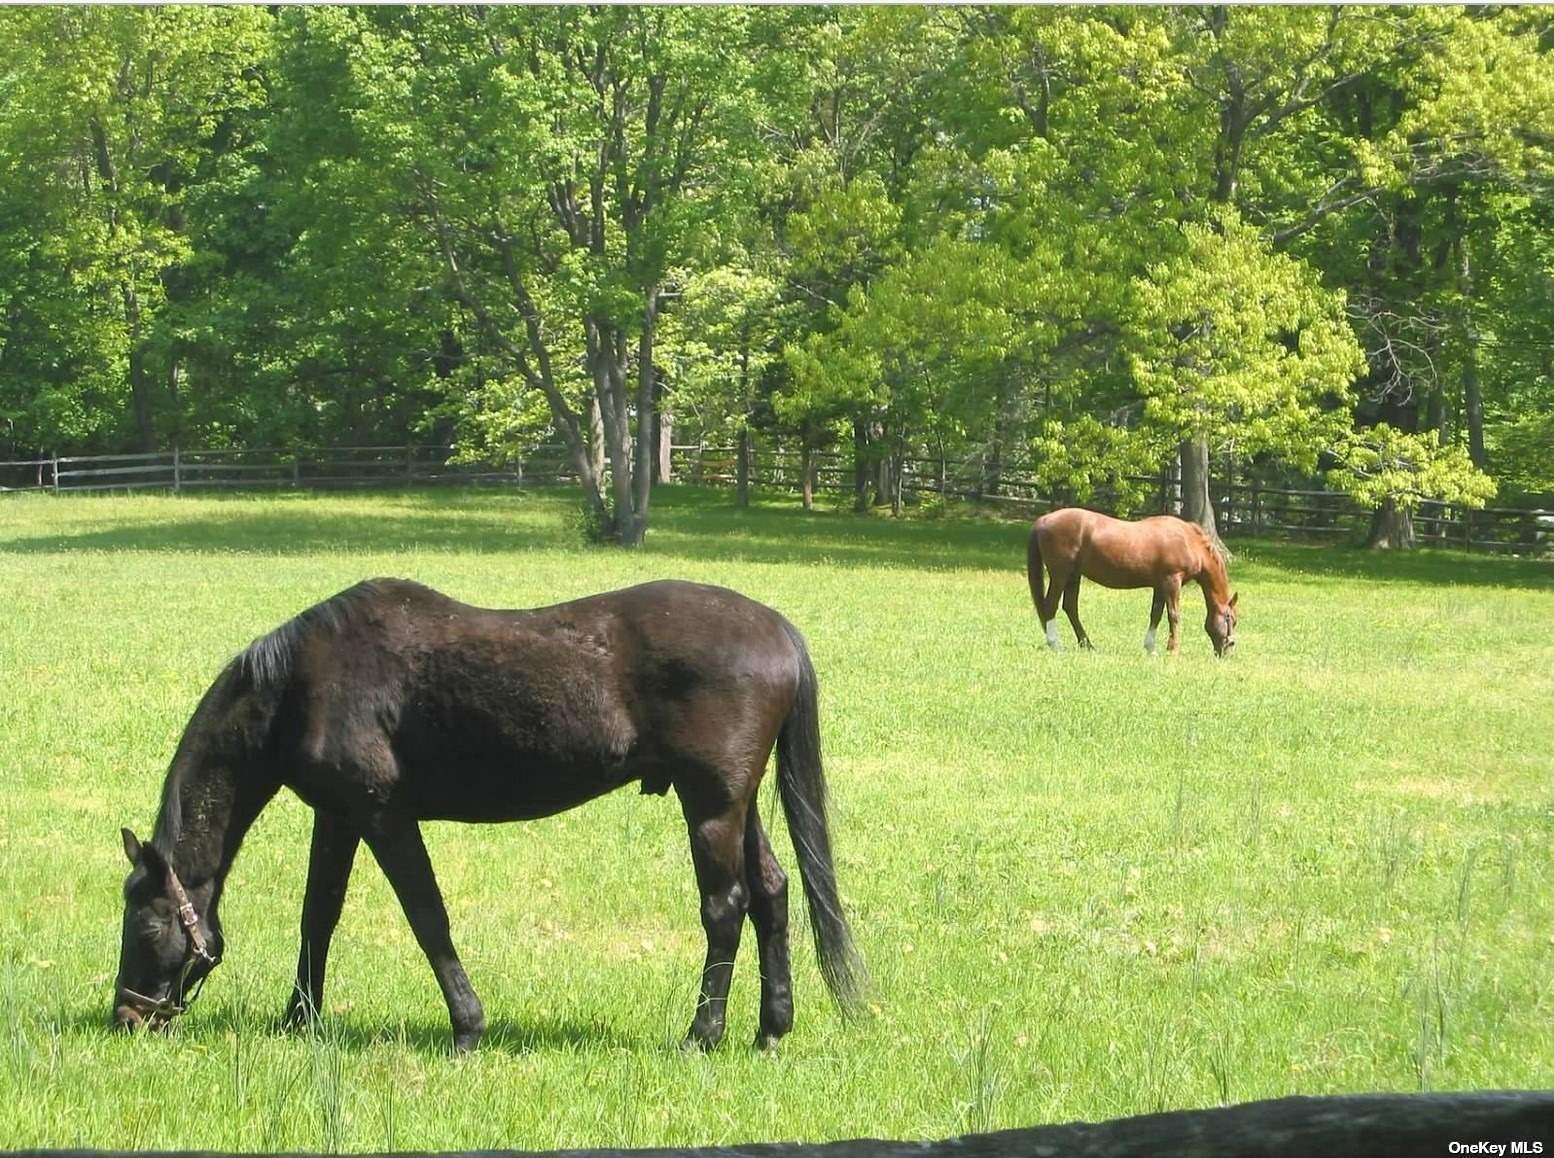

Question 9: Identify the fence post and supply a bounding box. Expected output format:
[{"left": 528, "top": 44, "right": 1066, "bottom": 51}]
[
  {"left": 1250, "top": 478, "right": 1261, "bottom": 535},
  {"left": 406, "top": 443, "right": 415, "bottom": 484},
  {"left": 173, "top": 446, "right": 181, "bottom": 494},
  {"left": 51, "top": 452, "right": 59, "bottom": 493},
  {"left": 292, "top": 456, "right": 301, "bottom": 488}
]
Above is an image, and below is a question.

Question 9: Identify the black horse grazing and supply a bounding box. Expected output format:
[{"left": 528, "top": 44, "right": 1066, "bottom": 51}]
[{"left": 114, "top": 578, "right": 865, "bottom": 1052}]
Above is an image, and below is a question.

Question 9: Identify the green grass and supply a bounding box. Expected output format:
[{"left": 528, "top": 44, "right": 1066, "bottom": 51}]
[{"left": 2, "top": 486, "right": 1551, "bottom": 1151}]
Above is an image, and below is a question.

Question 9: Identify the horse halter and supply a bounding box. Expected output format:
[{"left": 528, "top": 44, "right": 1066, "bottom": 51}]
[{"left": 121, "top": 866, "right": 220, "bottom": 1020}]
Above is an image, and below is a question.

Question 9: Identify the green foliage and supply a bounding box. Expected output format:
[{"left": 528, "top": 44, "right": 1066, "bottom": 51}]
[
  {"left": 1330, "top": 425, "right": 1497, "bottom": 513},
  {"left": 1127, "top": 214, "right": 1366, "bottom": 471},
  {"left": 1030, "top": 416, "right": 1170, "bottom": 514},
  {"left": 0, "top": 6, "right": 1549, "bottom": 518}
]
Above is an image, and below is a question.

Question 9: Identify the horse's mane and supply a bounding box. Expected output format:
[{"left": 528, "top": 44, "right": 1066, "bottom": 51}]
[
  {"left": 1182, "top": 519, "right": 1230, "bottom": 566},
  {"left": 150, "top": 580, "right": 397, "bottom": 857},
  {"left": 237, "top": 578, "right": 394, "bottom": 690}
]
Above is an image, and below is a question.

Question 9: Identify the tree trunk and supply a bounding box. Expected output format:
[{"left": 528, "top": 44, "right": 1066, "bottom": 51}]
[
  {"left": 126, "top": 332, "right": 156, "bottom": 453},
  {"left": 655, "top": 404, "right": 673, "bottom": 483},
  {"left": 586, "top": 395, "right": 606, "bottom": 481},
  {"left": 874, "top": 454, "right": 893, "bottom": 509},
  {"left": 1179, "top": 435, "right": 1221, "bottom": 546},
  {"left": 587, "top": 316, "right": 638, "bottom": 547},
  {"left": 624, "top": 288, "right": 660, "bottom": 547},
  {"left": 981, "top": 430, "right": 1002, "bottom": 499},
  {"left": 736, "top": 426, "right": 751, "bottom": 509},
  {"left": 1366, "top": 498, "right": 1415, "bottom": 550},
  {"left": 852, "top": 419, "right": 870, "bottom": 512},
  {"left": 870, "top": 421, "right": 891, "bottom": 507},
  {"left": 1452, "top": 209, "right": 1487, "bottom": 470},
  {"left": 1425, "top": 385, "right": 1445, "bottom": 439}
]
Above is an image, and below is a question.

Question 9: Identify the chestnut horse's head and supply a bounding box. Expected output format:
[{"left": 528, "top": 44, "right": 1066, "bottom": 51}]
[
  {"left": 113, "top": 828, "right": 220, "bottom": 1032},
  {"left": 1206, "top": 591, "right": 1238, "bottom": 657}
]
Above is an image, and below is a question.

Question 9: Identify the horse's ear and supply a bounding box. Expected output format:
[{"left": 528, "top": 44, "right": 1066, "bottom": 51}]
[
  {"left": 1229, "top": 592, "right": 1238, "bottom": 609},
  {"left": 121, "top": 828, "right": 143, "bottom": 866}
]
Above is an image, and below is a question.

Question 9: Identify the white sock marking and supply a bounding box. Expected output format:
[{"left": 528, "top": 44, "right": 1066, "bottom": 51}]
[
  {"left": 1044, "top": 619, "right": 1059, "bottom": 649},
  {"left": 1143, "top": 628, "right": 1157, "bottom": 654}
]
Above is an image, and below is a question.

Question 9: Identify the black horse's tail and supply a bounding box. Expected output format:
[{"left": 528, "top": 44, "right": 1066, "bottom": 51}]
[
  {"left": 774, "top": 620, "right": 868, "bottom": 1015},
  {"left": 1027, "top": 519, "right": 1047, "bottom": 616}
]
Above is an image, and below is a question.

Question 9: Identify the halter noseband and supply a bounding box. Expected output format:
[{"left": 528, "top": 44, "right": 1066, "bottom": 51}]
[{"left": 121, "top": 866, "right": 220, "bottom": 1020}]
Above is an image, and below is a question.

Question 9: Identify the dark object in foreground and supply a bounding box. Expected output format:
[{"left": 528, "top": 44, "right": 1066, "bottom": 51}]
[
  {"left": 18, "top": 1090, "right": 1554, "bottom": 1157},
  {"left": 114, "top": 578, "right": 865, "bottom": 1052},
  {"left": 1029, "top": 508, "right": 1238, "bottom": 656}
]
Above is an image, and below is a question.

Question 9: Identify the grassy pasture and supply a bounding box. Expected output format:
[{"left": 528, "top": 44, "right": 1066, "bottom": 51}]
[{"left": 1, "top": 486, "right": 1551, "bottom": 1151}]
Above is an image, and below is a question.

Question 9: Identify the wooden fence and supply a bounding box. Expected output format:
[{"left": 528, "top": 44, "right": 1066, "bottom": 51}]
[
  {"left": 3, "top": 442, "right": 1550, "bottom": 556},
  {"left": 672, "top": 444, "right": 1554, "bottom": 556},
  {"left": 0, "top": 445, "right": 579, "bottom": 494}
]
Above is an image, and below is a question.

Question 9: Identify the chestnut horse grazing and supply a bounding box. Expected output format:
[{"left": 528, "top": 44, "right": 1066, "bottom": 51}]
[
  {"left": 1028, "top": 508, "right": 1238, "bottom": 656},
  {"left": 113, "top": 579, "right": 865, "bottom": 1052}
]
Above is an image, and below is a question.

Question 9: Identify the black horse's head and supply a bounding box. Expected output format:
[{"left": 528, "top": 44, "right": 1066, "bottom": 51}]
[
  {"left": 1206, "top": 591, "right": 1238, "bottom": 657},
  {"left": 113, "top": 828, "right": 220, "bottom": 1031}
]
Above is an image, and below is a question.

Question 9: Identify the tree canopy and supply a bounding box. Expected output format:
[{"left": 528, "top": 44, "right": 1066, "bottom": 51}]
[{"left": 2, "top": 5, "right": 1549, "bottom": 545}]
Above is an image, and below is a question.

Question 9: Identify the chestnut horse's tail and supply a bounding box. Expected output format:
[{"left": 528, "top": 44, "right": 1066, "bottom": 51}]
[
  {"left": 1026, "top": 520, "right": 1047, "bottom": 615},
  {"left": 774, "top": 619, "right": 868, "bottom": 1016}
]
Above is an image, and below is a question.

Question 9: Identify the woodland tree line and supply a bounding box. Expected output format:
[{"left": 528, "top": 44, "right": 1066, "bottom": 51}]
[{"left": 2, "top": 6, "right": 1551, "bottom": 545}]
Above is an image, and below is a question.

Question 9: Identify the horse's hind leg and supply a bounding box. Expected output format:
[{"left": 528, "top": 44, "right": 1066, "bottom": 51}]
[
  {"left": 1062, "top": 575, "right": 1093, "bottom": 650},
  {"left": 283, "top": 809, "right": 360, "bottom": 1028},
  {"left": 362, "top": 812, "right": 486, "bottom": 1052},
  {"left": 1039, "top": 563, "right": 1068, "bottom": 650},
  {"left": 677, "top": 782, "right": 750, "bottom": 1051},
  {"left": 743, "top": 799, "right": 793, "bottom": 1051},
  {"left": 1145, "top": 589, "right": 1166, "bottom": 654}
]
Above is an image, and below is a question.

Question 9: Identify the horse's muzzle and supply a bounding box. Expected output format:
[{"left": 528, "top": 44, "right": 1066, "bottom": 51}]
[
  {"left": 112, "top": 1003, "right": 145, "bottom": 1031},
  {"left": 113, "top": 991, "right": 177, "bottom": 1032}
]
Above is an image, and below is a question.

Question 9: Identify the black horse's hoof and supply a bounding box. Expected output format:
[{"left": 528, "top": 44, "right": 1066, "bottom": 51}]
[
  {"left": 278, "top": 1005, "right": 316, "bottom": 1034},
  {"left": 754, "top": 1032, "right": 783, "bottom": 1054},
  {"left": 680, "top": 1031, "right": 721, "bottom": 1054}
]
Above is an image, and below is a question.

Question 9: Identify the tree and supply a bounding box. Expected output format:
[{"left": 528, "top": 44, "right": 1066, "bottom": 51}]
[
  {"left": 1331, "top": 425, "right": 1497, "bottom": 549},
  {"left": 274, "top": 7, "right": 771, "bottom": 545},
  {"left": 1126, "top": 214, "right": 1366, "bottom": 511},
  {"left": 0, "top": 7, "right": 271, "bottom": 453}
]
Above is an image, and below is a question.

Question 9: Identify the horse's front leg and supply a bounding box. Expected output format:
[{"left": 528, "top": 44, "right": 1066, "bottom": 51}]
[
  {"left": 364, "top": 813, "right": 486, "bottom": 1053},
  {"left": 283, "top": 810, "right": 360, "bottom": 1029},
  {"left": 1164, "top": 576, "right": 1183, "bottom": 653},
  {"left": 1145, "top": 589, "right": 1167, "bottom": 654},
  {"left": 679, "top": 791, "right": 750, "bottom": 1051},
  {"left": 1062, "top": 575, "right": 1093, "bottom": 650}
]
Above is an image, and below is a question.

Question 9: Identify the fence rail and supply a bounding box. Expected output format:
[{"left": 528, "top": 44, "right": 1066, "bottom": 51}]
[
  {"left": 3, "top": 443, "right": 1550, "bottom": 556},
  {"left": 670, "top": 444, "right": 1553, "bottom": 556}
]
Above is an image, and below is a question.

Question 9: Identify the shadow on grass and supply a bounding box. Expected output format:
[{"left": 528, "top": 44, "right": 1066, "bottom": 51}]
[
  {"left": 65, "top": 1003, "right": 638, "bottom": 1057},
  {"left": 310, "top": 1012, "right": 639, "bottom": 1056},
  {"left": 4, "top": 484, "right": 1547, "bottom": 587},
  {"left": 1234, "top": 538, "right": 1554, "bottom": 593},
  {"left": 1, "top": 485, "right": 1030, "bottom": 574}
]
